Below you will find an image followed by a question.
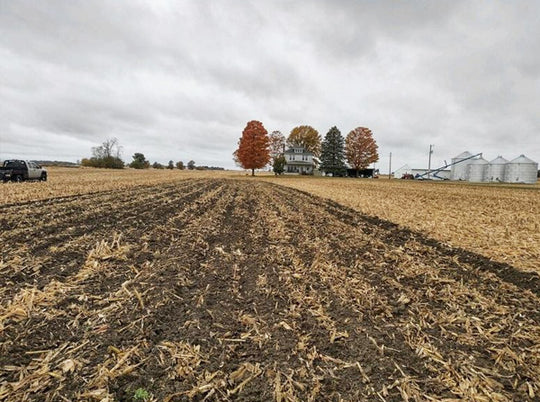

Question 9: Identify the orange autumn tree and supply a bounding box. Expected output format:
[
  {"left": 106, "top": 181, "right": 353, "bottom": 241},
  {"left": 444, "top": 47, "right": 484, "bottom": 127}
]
[
  {"left": 345, "top": 127, "right": 379, "bottom": 176},
  {"left": 234, "top": 120, "right": 271, "bottom": 176},
  {"left": 287, "top": 125, "right": 322, "bottom": 156}
]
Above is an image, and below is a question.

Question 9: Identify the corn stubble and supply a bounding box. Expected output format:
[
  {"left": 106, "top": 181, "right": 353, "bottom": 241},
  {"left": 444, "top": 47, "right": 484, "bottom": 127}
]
[
  {"left": 262, "top": 176, "right": 540, "bottom": 275},
  {"left": 0, "top": 178, "right": 538, "bottom": 401}
]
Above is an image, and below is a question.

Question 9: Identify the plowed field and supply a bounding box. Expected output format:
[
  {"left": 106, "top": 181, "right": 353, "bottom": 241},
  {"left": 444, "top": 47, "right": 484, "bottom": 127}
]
[{"left": 1, "top": 179, "right": 539, "bottom": 401}]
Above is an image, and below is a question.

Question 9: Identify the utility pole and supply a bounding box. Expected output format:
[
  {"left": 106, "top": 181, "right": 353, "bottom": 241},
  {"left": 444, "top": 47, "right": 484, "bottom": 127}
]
[
  {"left": 428, "top": 144, "right": 434, "bottom": 180},
  {"left": 388, "top": 152, "right": 392, "bottom": 180}
]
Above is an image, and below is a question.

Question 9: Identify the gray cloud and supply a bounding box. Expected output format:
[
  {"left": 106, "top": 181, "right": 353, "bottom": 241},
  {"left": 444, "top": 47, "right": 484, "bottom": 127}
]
[{"left": 1, "top": 0, "right": 539, "bottom": 170}]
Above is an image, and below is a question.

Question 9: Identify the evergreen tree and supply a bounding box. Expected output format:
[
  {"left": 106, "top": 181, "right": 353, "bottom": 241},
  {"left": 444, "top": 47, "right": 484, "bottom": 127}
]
[
  {"left": 320, "top": 126, "right": 347, "bottom": 176},
  {"left": 130, "top": 153, "right": 150, "bottom": 169},
  {"left": 272, "top": 155, "right": 286, "bottom": 175}
]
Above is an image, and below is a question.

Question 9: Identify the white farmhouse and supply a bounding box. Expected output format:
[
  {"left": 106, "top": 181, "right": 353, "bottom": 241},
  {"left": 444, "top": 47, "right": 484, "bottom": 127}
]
[{"left": 284, "top": 146, "right": 319, "bottom": 174}]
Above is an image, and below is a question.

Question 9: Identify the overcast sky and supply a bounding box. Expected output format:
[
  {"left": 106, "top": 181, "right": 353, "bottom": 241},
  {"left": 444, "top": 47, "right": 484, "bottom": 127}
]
[{"left": 1, "top": 1, "right": 539, "bottom": 171}]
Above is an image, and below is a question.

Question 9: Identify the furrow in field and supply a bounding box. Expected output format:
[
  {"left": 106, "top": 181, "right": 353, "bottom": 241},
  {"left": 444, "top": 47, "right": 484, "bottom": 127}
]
[
  {"left": 0, "top": 180, "right": 217, "bottom": 302},
  {"left": 0, "top": 180, "right": 538, "bottom": 401},
  {"left": 317, "top": 194, "right": 540, "bottom": 296},
  {"left": 0, "top": 181, "right": 231, "bottom": 400},
  {"left": 0, "top": 179, "right": 201, "bottom": 241},
  {"left": 268, "top": 182, "right": 540, "bottom": 400}
]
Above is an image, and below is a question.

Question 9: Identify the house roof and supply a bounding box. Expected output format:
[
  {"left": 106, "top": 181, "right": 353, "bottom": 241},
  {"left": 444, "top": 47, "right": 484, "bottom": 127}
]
[{"left": 284, "top": 147, "right": 314, "bottom": 156}]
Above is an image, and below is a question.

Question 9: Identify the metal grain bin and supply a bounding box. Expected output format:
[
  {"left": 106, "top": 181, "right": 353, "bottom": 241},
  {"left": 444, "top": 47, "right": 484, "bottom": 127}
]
[
  {"left": 504, "top": 155, "right": 539, "bottom": 184},
  {"left": 487, "top": 156, "right": 508, "bottom": 182},
  {"left": 451, "top": 151, "right": 472, "bottom": 180},
  {"left": 466, "top": 157, "right": 488, "bottom": 182}
]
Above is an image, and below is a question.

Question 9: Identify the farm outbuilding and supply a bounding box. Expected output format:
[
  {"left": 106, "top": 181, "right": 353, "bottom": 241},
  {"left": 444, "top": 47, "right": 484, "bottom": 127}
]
[
  {"left": 450, "top": 151, "right": 473, "bottom": 180},
  {"left": 487, "top": 156, "right": 508, "bottom": 182},
  {"left": 412, "top": 169, "right": 450, "bottom": 180},
  {"left": 397, "top": 151, "right": 537, "bottom": 184},
  {"left": 504, "top": 155, "right": 538, "bottom": 184},
  {"left": 394, "top": 164, "right": 412, "bottom": 178},
  {"left": 345, "top": 168, "right": 376, "bottom": 178},
  {"left": 466, "top": 157, "right": 488, "bottom": 182}
]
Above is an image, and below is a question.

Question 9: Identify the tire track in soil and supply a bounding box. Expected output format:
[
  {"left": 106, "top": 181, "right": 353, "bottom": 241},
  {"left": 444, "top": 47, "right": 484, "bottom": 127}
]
[{"left": 1, "top": 180, "right": 539, "bottom": 401}]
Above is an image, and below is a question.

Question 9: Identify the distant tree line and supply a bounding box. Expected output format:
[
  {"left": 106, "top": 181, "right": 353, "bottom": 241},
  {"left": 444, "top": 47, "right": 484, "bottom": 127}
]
[
  {"left": 81, "top": 139, "right": 219, "bottom": 171},
  {"left": 81, "top": 138, "right": 124, "bottom": 169},
  {"left": 234, "top": 122, "right": 379, "bottom": 176}
]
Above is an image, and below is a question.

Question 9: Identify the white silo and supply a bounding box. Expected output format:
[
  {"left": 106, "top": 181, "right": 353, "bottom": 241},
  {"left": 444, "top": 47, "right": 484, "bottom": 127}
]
[
  {"left": 487, "top": 156, "right": 508, "bottom": 182},
  {"left": 451, "top": 151, "right": 472, "bottom": 180},
  {"left": 466, "top": 157, "right": 488, "bottom": 182},
  {"left": 504, "top": 155, "right": 539, "bottom": 184}
]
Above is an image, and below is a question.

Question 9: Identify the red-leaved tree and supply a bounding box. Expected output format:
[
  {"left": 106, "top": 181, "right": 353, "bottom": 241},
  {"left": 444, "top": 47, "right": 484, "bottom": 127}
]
[
  {"left": 234, "top": 120, "right": 271, "bottom": 176},
  {"left": 345, "top": 127, "right": 379, "bottom": 175}
]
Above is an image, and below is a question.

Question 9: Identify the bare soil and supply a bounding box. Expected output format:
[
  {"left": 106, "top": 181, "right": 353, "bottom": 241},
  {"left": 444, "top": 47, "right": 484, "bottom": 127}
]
[{"left": 1, "top": 179, "right": 538, "bottom": 401}]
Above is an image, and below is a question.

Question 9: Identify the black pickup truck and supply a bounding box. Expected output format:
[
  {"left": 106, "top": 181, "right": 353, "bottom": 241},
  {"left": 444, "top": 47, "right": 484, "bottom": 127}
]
[{"left": 0, "top": 160, "right": 48, "bottom": 182}]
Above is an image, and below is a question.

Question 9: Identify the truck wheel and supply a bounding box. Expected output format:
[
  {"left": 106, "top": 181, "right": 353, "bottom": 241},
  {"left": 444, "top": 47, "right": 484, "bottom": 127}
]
[
  {"left": 41, "top": 173, "right": 47, "bottom": 182},
  {"left": 13, "top": 175, "right": 23, "bottom": 183}
]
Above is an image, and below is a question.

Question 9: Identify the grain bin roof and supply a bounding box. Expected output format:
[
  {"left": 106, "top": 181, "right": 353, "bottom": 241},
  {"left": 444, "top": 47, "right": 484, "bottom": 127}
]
[
  {"left": 508, "top": 154, "right": 537, "bottom": 164},
  {"left": 454, "top": 151, "right": 472, "bottom": 159},
  {"left": 489, "top": 156, "right": 508, "bottom": 164},
  {"left": 468, "top": 157, "right": 488, "bottom": 164},
  {"left": 395, "top": 164, "right": 411, "bottom": 170}
]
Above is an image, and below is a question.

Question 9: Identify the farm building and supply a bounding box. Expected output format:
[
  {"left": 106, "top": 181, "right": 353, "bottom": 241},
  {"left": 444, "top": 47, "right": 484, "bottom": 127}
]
[
  {"left": 450, "top": 151, "right": 473, "bottom": 180},
  {"left": 345, "top": 168, "right": 377, "bottom": 178},
  {"left": 394, "top": 164, "right": 412, "bottom": 178},
  {"left": 393, "top": 165, "right": 450, "bottom": 180},
  {"left": 449, "top": 152, "right": 538, "bottom": 183},
  {"left": 412, "top": 169, "right": 451, "bottom": 180},
  {"left": 486, "top": 156, "right": 508, "bottom": 182},
  {"left": 466, "top": 157, "right": 489, "bottom": 182},
  {"left": 504, "top": 155, "right": 538, "bottom": 184},
  {"left": 395, "top": 151, "right": 537, "bottom": 184},
  {"left": 284, "top": 146, "right": 319, "bottom": 175}
]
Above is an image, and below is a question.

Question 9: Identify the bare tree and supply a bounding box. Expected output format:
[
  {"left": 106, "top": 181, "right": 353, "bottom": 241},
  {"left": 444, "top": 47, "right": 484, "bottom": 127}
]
[
  {"left": 92, "top": 138, "right": 122, "bottom": 160},
  {"left": 85, "top": 138, "right": 124, "bottom": 169}
]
